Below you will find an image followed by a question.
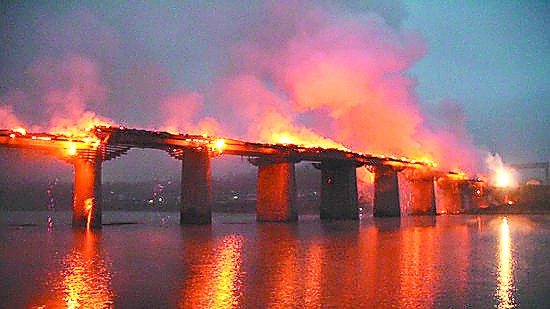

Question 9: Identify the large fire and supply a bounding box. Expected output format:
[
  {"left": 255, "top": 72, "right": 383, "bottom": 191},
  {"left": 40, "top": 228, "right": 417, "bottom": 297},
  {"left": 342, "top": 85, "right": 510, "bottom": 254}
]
[
  {"left": 0, "top": 2, "right": 493, "bottom": 188},
  {"left": 0, "top": 4, "right": 474, "bottom": 177}
]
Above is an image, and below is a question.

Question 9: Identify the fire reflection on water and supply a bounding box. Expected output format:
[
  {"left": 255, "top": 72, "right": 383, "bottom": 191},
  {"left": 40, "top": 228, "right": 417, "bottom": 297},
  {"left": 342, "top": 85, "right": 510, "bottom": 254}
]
[
  {"left": 33, "top": 230, "right": 114, "bottom": 308},
  {"left": 304, "top": 243, "right": 322, "bottom": 308},
  {"left": 180, "top": 234, "right": 244, "bottom": 308},
  {"left": 496, "top": 217, "right": 516, "bottom": 309},
  {"left": 399, "top": 225, "right": 438, "bottom": 308}
]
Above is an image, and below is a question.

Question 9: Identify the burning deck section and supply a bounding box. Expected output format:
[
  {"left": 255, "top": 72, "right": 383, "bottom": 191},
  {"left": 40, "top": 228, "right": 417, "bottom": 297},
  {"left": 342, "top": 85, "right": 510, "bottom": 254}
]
[{"left": 1, "top": 126, "right": 474, "bottom": 228}]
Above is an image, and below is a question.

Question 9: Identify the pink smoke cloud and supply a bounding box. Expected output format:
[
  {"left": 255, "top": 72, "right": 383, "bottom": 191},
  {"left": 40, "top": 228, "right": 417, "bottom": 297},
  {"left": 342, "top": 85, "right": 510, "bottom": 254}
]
[
  {"left": 0, "top": 104, "right": 23, "bottom": 129},
  {"left": 0, "top": 54, "right": 113, "bottom": 135},
  {"left": 212, "top": 1, "right": 480, "bottom": 174},
  {"left": 160, "top": 87, "right": 221, "bottom": 136}
]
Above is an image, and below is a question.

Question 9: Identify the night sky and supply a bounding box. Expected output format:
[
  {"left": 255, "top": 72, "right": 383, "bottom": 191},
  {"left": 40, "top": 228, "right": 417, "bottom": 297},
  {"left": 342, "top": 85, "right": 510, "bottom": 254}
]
[{"left": 1, "top": 1, "right": 548, "bottom": 182}]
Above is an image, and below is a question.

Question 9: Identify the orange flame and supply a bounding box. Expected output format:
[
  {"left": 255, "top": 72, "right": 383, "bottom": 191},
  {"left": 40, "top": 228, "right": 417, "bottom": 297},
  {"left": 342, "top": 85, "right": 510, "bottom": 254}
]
[
  {"left": 211, "top": 138, "right": 226, "bottom": 153},
  {"left": 12, "top": 127, "right": 26, "bottom": 135}
]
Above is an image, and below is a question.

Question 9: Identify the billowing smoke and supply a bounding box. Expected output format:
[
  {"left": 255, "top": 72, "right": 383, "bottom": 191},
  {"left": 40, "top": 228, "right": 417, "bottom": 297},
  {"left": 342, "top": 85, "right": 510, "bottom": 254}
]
[
  {"left": 1, "top": 1, "right": 483, "bottom": 178},
  {"left": 0, "top": 104, "right": 23, "bottom": 128},
  {"left": 1, "top": 53, "right": 112, "bottom": 135},
  {"left": 160, "top": 87, "right": 220, "bottom": 136},
  {"left": 210, "top": 2, "right": 479, "bottom": 174}
]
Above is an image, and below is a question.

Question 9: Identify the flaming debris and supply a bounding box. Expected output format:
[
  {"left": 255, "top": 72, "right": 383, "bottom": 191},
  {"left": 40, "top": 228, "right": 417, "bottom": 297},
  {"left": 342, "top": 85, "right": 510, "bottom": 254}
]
[{"left": 84, "top": 198, "right": 94, "bottom": 230}]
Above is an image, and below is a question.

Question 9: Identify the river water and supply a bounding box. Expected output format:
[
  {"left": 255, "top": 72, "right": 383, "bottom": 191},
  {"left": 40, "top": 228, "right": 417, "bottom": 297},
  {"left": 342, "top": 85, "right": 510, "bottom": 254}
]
[{"left": 1, "top": 211, "right": 549, "bottom": 308}]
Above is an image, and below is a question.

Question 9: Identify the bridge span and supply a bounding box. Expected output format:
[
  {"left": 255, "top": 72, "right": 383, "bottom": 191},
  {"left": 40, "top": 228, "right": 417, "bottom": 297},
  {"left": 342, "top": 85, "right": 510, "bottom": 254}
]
[{"left": 0, "top": 126, "right": 482, "bottom": 229}]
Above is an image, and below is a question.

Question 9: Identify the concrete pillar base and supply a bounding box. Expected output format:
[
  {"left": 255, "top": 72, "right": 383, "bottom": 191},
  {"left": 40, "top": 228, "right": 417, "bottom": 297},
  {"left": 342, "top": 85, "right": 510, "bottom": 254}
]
[
  {"left": 319, "top": 161, "right": 358, "bottom": 221},
  {"left": 435, "top": 176, "right": 463, "bottom": 214},
  {"left": 373, "top": 166, "right": 400, "bottom": 217},
  {"left": 408, "top": 176, "right": 436, "bottom": 215},
  {"left": 180, "top": 150, "right": 212, "bottom": 225},
  {"left": 256, "top": 159, "right": 297, "bottom": 222}
]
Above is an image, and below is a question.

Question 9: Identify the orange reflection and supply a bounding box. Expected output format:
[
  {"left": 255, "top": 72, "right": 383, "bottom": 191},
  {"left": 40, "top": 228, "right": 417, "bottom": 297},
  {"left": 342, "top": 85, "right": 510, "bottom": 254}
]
[
  {"left": 496, "top": 218, "right": 516, "bottom": 309},
  {"left": 270, "top": 241, "right": 298, "bottom": 306},
  {"left": 452, "top": 225, "right": 471, "bottom": 305},
  {"left": 358, "top": 224, "right": 381, "bottom": 304},
  {"left": 304, "top": 243, "right": 322, "bottom": 308},
  {"left": 180, "top": 234, "right": 244, "bottom": 308},
  {"left": 399, "top": 224, "right": 438, "bottom": 308},
  {"left": 32, "top": 230, "right": 114, "bottom": 308}
]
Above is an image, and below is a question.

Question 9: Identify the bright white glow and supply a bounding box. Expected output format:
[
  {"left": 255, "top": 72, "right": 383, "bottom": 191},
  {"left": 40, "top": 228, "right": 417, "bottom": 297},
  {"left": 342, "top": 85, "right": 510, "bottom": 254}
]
[
  {"left": 279, "top": 136, "right": 292, "bottom": 144},
  {"left": 12, "top": 127, "right": 27, "bottom": 135},
  {"left": 67, "top": 142, "right": 77, "bottom": 156},
  {"left": 495, "top": 169, "right": 512, "bottom": 187},
  {"left": 213, "top": 139, "right": 226, "bottom": 151},
  {"left": 486, "top": 153, "right": 517, "bottom": 188}
]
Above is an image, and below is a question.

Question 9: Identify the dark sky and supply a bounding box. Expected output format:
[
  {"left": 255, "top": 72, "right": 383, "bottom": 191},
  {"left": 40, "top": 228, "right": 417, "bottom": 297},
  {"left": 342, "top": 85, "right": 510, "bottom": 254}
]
[{"left": 0, "top": 0, "right": 548, "bottom": 182}]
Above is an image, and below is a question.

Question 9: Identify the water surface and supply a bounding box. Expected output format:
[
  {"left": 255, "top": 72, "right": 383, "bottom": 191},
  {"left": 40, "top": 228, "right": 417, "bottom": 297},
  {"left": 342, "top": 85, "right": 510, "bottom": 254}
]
[{"left": 1, "top": 212, "right": 549, "bottom": 308}]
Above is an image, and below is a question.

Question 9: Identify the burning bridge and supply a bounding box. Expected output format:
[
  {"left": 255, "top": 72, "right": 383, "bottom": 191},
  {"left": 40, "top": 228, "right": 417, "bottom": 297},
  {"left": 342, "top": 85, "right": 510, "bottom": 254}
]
[{"left": 0, "top": 126, "right": 479, "bottom": 229}]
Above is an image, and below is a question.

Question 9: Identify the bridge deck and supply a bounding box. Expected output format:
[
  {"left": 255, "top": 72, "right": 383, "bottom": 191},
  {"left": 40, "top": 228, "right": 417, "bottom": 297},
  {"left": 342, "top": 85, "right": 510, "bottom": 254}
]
[{"left": 0, "top": 127, "right": 427, "bottom": 167}]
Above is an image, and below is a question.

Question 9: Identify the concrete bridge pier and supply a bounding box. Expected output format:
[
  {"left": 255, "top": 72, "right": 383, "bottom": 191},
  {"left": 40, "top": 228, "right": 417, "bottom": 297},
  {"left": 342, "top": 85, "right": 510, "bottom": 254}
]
[
  {"left": 317, "top": 161, "right": 359, "bottom": 221},
  {"left": 373, "top": 165, "right": 401, "bottom": 217},
  {"left": 408, "top": 176, "right": 437, "bottom": 215},
  {"left": 180, "top": 149, "right": 212, "bottom": 224},
  {"left": 434, "top": 176, "right": 463, "bottom": 214},
  {"left": 460, "top": 180, "right": 487, "bottom": 211},
  {"left": 73, "top": 157, "right": 102, "bottom": 229},
  {"left": 255, "top": 158, "right": 297, "bottom": 222}
]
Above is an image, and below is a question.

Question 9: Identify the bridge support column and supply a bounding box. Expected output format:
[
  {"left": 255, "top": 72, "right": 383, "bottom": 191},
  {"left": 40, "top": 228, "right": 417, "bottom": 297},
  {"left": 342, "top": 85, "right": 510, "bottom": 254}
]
[
  {"left": 73, "top": 157, "right": 102, "bottom": 229},
  {"left": 374, "top": 166, "right": 401, "bottom": 217},
  {"left": 256, "top": 159, "right": 297, "bottom": 222},
  {"left": 435, "top": 176, "right": 463, "bottom": 214},
  {"left": 408, "top": 176, "right": 436, "bottom": 215},
  {"left": 180, "top": 150, "right": 211, "bottom": 224},
  {"left": 318, "top": 161, "right": 359, "bottom": 220},
  {"left": 460, "top": 180, "right": 486, "bottom": 211}
]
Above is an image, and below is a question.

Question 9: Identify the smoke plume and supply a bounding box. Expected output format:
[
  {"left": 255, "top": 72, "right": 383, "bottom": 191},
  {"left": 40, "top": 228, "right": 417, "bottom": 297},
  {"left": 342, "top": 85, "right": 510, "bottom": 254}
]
[{"left": 0, "top": 1, "right": 484, "bottom": 178}]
